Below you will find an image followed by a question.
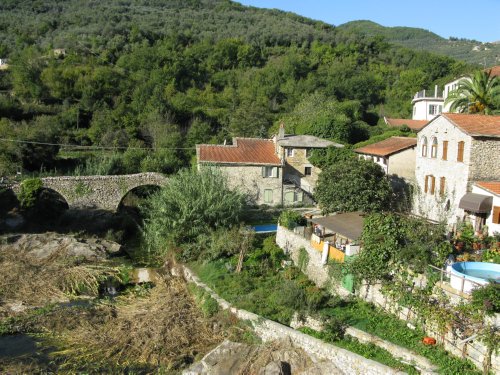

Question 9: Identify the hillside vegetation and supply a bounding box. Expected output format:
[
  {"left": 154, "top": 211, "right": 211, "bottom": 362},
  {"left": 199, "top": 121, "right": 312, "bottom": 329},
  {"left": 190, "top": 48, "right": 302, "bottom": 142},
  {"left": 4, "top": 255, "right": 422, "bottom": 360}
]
[
  {"left": 0, "top": 0, "right": 472, "bottom": 176},
  {"left": 338, "top": 20, "right": 500, "bottom": 67}
]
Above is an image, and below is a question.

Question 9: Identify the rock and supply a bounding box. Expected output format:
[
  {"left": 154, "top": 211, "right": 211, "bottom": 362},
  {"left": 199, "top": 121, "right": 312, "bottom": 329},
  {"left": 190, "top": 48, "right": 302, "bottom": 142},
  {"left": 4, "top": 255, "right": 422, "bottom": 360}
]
[
  {"left": 0, "top": 233, "right": 121, "bottom": 261},
  {"left": 183, "top": 339, "right": 343, "bottom": 375},
  {"left": 259, "top": 361, "right": 291, "bottom": 375}
]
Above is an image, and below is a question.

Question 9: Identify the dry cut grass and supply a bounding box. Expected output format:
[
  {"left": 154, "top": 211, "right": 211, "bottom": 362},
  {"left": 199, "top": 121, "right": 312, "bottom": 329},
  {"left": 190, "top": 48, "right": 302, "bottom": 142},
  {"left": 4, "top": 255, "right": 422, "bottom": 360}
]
[{"left": 40, "top": 276, "right": 224, "bottom": 372}]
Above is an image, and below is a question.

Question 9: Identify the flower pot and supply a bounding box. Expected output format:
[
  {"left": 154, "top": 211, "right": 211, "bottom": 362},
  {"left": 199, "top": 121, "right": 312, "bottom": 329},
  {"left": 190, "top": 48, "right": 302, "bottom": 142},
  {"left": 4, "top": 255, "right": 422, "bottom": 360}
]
[{"left": 422, "top": 336, "right": 436, "bottom": 345}]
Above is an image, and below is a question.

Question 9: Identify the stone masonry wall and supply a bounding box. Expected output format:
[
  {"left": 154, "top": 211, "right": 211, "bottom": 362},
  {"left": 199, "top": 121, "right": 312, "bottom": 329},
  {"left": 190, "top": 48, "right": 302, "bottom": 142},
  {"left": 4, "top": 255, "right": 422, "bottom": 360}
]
[
  {"left": 219, "top": 164, "right": 283, "bottom": 206},
  {"left": 469, "top": 137, "right": 500, "bottom": 182},
  {"left": 181, "top": 266, "right": 403, "bottom": 375},
  {"left": 276, "top": 225, "right": 499, "bottom": 373},
  {"left": 276, "top": 225, "right": 350, "bottom": 297},
  {"left": 11, "top": 172, "right": 167, "bottom": 211}
]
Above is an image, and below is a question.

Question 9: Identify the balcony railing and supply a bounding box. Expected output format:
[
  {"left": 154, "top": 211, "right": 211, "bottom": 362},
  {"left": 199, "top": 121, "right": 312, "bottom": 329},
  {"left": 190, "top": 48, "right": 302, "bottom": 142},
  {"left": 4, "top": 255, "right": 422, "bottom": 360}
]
[{"left": 413, "top": 89, "right": 443, "bottom": 100}]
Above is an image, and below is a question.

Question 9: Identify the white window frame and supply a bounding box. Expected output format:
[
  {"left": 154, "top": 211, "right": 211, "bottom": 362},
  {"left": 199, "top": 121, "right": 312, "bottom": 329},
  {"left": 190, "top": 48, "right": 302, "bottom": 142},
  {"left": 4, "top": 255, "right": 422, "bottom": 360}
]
[{"left": 263, "top": 166, "right": 278, "bottom": 178}]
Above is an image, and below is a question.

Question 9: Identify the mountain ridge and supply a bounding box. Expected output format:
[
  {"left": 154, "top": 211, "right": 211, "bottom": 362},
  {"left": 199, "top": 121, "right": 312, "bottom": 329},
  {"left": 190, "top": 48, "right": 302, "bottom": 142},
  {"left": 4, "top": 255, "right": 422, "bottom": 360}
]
[{"left": 337, "top": 20, "right": 500, "bottom": 66}]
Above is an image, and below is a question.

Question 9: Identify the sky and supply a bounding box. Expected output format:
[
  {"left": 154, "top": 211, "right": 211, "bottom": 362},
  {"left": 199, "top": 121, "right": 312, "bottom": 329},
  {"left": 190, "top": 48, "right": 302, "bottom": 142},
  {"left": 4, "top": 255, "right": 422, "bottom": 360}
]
[{"left": 237, "top": 0, "right": 500, "bottom": 43}]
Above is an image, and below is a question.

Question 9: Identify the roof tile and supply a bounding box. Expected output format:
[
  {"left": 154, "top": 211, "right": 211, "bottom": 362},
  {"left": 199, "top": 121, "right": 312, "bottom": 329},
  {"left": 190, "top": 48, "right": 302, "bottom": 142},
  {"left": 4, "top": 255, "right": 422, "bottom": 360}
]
[
  {"left": 385, "top": 118, "right": 428, "bottom": 131},
  {"left": 475, "top": 181, "right": 500, "bottom": 196},
  {"left": 443, "top": 113, "right": 500, "bottom": 137},
  {"left": 197, "top": 138, "right": 281, "bottom": 165},
  {"left": 354, "top": 137, "right": 417, "bottom": 157}
]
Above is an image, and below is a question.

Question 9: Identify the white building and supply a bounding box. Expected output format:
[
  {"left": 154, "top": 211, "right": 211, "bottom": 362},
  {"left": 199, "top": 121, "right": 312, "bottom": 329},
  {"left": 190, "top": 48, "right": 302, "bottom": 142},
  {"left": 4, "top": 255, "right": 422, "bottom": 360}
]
[
  {"left": 413, "top": 113, "right": 500, "bottom": 226},
  {"left": 465, "top": 182, "right": 500, "bottom": 235},
  {"left": 354, "top": 136, "right": 417, "bottom": 182},
  {"left": 411, "top": 85, "right": 443, "bottom": 121}
]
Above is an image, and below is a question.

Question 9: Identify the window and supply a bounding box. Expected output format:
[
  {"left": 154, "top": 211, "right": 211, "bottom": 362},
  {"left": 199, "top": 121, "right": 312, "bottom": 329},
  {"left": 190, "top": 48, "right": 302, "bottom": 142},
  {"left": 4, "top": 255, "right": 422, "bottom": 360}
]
[
  {"left": 421, "top": 136, "right": 428, "bottom": 157},
  {"left": 430, "top": 175, "right": 436, "bottom": 195},
  {"left": 262, "top": 166, "right": 278, "bottom": 178},
  {"left": 264, "top": 189, "right": 273, "bottom": 204},
  {"left": 424, "top": 175, "right": 429, "bottom": 193},
  {"left": 442, "top": 140, "right": 448, "bottom": 160},
  {"left": 439, "top": 177, "right": 446, "bottom": 196},
  {"left": 286, "top": 148, "right": 294, "bottom": 157},
  {"left": 304, "top": 166, "right": 312, "bottom": 176},
  {"left": 493, "top": 206, "right": 500, "bottom": 224},
  {"left": 438, "top": 105, "right": 442, "bottom": 114},
  {"left": 457, "top": 141, "right": 464, "bottom": 162},
  {"left": 429, "top": 105, "right": 437, "bottom": 115},
  {"left": 431, "top": 137, "right": 438, "bottom": 158}
]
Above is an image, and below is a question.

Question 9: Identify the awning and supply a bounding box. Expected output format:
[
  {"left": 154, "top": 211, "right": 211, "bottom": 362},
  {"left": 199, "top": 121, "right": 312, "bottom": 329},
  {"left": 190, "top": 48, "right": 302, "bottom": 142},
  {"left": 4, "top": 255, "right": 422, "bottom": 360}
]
[
  {"left": 459, "top": 193, "right": 493, "bottom": 213},
  {"left": 310, "top": 212, "right": 365, "bottom": 241}
]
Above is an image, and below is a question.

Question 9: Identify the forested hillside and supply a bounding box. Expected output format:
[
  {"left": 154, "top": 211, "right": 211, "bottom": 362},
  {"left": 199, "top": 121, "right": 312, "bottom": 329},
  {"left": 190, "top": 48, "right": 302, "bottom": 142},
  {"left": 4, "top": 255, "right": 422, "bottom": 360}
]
[
  {"left": 338, "top": 20, "right": 500, "bottom": 67},
  {"left": 0, "top": 0, "right": 471, "bottom": 176}
]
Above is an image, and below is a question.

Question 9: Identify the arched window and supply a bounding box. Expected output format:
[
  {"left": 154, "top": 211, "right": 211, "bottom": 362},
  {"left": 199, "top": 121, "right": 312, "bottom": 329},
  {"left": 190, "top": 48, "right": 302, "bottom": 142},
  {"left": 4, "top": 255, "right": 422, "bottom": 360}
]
[
  {"left": 431, "top": 137, "right": 438, "bottom": 158},
  {"left": 421, "top": 136, "right": 428, "bottom": 157}
]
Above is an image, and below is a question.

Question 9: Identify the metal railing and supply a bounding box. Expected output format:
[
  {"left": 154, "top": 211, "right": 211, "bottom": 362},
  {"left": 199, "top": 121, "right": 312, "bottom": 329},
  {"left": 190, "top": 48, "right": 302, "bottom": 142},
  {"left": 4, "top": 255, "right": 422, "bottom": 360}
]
[{"left": 429, "top": 264, "right": 484, "bottom": 295}]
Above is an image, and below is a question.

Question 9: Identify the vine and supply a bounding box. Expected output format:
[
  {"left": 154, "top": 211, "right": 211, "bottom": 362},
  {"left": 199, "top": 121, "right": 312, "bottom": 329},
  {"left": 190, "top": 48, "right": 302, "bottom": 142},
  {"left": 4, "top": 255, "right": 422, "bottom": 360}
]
[{"left": 298, "top": 247, "right": 309, "bottom": 272}]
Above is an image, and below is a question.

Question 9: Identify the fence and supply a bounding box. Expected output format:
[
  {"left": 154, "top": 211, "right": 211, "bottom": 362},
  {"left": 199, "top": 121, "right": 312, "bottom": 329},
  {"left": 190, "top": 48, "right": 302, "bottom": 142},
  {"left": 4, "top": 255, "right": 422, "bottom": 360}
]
[{"left": 428, "top": 264, "right": 484, "bottom": 296}]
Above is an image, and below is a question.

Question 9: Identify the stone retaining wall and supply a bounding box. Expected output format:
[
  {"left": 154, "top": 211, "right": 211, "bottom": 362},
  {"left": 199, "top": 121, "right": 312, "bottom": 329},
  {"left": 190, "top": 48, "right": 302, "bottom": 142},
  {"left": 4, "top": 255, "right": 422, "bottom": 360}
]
[
  {"left": 276, "top": 225, "right": 500, "bottom": 373},
  {"left": 181, "top": 266, "right": 404, "bottom": 375}
]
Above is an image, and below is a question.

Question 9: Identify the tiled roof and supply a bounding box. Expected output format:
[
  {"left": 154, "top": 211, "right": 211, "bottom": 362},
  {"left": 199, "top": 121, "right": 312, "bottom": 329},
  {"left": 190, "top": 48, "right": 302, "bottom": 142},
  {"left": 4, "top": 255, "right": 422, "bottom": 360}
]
[
  {"left": 475, "top": 181, "right": 500, "bottom": 197},
  {"left": 442, "top": 113, "right": 500, "bottom": 138},
  {"left": 385, "top": 117, "right": 428, "bottom": 131},
  {"left": 197, "top": 138, "right": 282, "bottom": 166},
  {"left": 485, "top": 66, "right": 500, "bottom": 77},
  {"left": 354, "top": 137, "right": 417, "bottom": 157}
]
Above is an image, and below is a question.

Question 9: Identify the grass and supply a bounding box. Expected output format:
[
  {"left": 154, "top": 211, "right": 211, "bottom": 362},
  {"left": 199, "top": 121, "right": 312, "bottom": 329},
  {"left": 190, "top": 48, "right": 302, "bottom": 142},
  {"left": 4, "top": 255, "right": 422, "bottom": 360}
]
[
  {"left": 319, "top": 300, "right": 481, "bottom": 374},
  {"left": 191, "top": 235, "right": 481, "bottom": 375},
  {"left": 300, "top": 327, "right": 418, "bottom": 374}
]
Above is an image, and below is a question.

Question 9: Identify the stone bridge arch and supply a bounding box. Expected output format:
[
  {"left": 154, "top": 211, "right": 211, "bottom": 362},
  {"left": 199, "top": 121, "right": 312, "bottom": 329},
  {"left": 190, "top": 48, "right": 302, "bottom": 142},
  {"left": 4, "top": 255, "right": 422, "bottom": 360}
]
[{"left": 10, "top": 173, "right": 168, "bottom": 212}]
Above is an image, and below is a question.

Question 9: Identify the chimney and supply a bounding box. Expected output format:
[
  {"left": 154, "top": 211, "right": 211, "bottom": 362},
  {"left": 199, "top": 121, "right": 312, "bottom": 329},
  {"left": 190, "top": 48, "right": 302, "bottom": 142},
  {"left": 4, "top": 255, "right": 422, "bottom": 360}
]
[{"left": 278, "top": 122, "right": 285, "bottom": 140}]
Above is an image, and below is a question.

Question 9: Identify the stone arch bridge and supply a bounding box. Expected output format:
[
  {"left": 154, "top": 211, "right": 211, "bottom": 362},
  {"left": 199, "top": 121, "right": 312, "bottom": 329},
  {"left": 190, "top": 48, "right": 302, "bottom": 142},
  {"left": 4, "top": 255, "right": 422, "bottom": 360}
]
[{"left": 9, "top": 173, "right": 168, "bottom": 211}]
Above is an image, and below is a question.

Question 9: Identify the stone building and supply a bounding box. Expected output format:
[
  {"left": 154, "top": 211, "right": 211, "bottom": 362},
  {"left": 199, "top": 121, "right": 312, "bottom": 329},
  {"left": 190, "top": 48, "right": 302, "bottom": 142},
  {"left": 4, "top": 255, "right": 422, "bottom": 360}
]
[
  {"left": 413, "top": 113, "right": 500, "bottom": 226},
  {"left": 196, "top": 126, "right": 341, "bottom": 206},
  {"left": 354, "top": 136, "right": 417, "bottom": 183}
]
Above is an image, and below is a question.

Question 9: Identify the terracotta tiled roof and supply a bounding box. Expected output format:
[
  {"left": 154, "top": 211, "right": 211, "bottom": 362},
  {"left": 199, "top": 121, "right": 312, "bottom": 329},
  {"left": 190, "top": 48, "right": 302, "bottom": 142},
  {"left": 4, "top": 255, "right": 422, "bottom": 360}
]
[
  {"left": 197, "top": 138, "right": 282, "bottom": 166},
  {"left": 485, "top": 66, "right": 500, "bottom": 77},
  {"left": 475, "top": 181, "right": 500, "bottom": 196},
  {"left": 385, "top": 117, "right": 428, "bottom": 131},
  {"left": 354, "top": 137, "right": 417, "bottom": 157},
  {"left": 441, "top": 113, "right": 500, "bottom": 138}
]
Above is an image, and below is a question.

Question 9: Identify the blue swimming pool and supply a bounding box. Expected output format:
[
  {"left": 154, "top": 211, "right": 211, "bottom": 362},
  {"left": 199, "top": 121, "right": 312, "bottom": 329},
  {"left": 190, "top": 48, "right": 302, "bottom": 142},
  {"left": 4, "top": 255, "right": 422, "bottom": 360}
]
[
  {"left": 450, "top": 262, "right": 500, "bottom": 293},
  {"left": 252, "top": 224, "right": 278, "bottom": 233}
]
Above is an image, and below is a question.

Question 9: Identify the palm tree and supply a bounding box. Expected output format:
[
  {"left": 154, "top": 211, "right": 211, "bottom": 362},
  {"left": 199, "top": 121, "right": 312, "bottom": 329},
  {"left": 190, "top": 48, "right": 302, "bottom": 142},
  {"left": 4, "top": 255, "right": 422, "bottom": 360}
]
[{"left": 445, "top": 70, "right": 500, "bottom": 114}]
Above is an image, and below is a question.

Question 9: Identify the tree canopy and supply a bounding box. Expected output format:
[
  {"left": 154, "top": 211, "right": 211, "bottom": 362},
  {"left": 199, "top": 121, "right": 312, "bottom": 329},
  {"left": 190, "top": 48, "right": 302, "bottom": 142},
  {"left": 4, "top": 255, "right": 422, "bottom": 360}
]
[
  {"left": 445, "top": 70, "right": 500, "bottom": 114},
  {"left": 314, "top": 158, "right": 392, "bottom": 214}
]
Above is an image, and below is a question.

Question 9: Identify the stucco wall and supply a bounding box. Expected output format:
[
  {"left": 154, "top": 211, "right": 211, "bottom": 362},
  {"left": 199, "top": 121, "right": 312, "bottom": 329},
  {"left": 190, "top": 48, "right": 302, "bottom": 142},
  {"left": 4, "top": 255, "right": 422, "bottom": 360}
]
[
  {"left": 388, "top": 147, "right": 416, "bottom": 182},
  {"left": 219, "top": 164, "right": 283, "bottom": 206},
  {"left": 413, "top": 117, "right": 472, "bottom": 224},
  {"left": 412, "top": 98, "right": 442, "bottom": 121}
]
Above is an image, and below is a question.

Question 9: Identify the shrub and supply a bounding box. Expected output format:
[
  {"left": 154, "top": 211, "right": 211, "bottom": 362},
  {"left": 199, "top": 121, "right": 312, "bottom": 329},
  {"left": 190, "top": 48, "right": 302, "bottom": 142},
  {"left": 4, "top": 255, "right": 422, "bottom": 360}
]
[
  {"left": 278, "top": 210, "right": 306, "bottom": 230},
  {"left": 471, "top": 284, "right": 500, "bottom": 315},
  {"left": 18, "top": 178, "right": 43, "bottom": 208}
]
